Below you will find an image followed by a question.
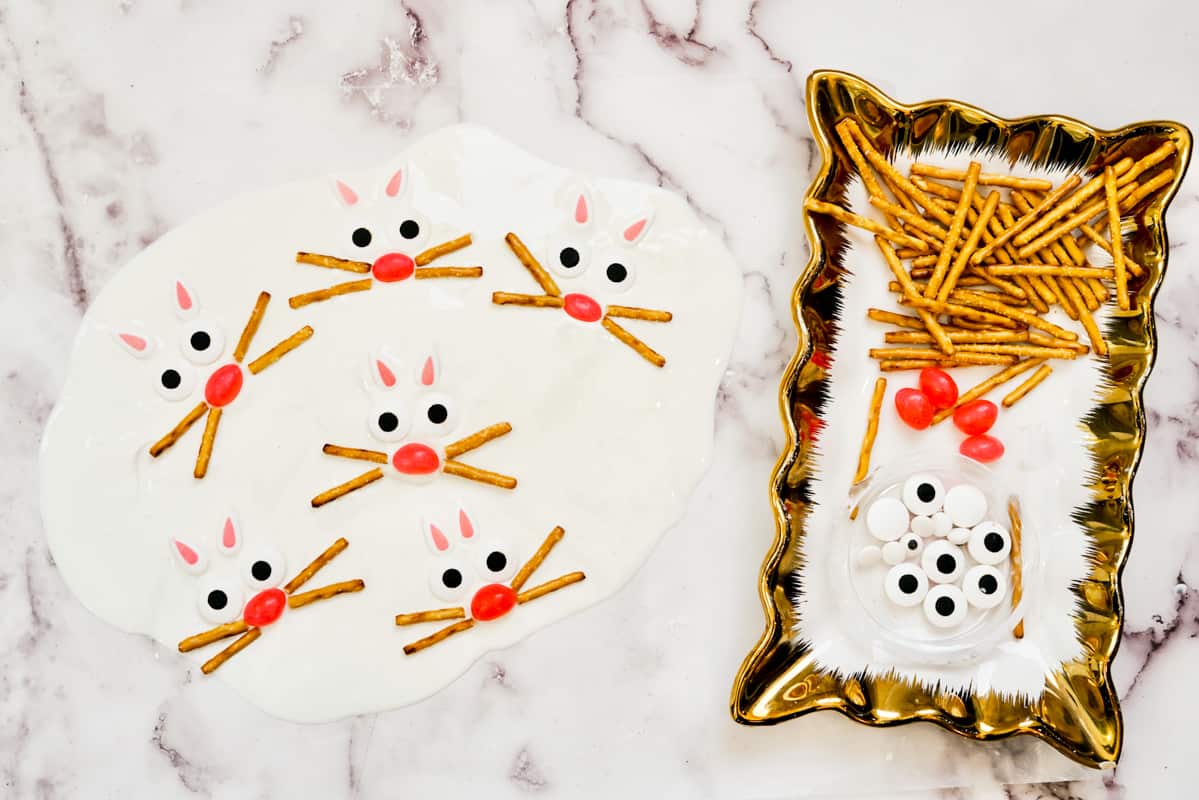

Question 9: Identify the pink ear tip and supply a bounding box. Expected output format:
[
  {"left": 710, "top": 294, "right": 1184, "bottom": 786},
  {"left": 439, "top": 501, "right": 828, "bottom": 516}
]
[
  {"left": 385, "top": 169, "right": 404, "bottom": 197},
  {"left": 174, "top": 540, "right": 200, "bottom": 565},
  {"left": 430, "top": 524, "right": 450, "bottom": 551},
  {"left": 376, "top": 359, "right": 397, "bottom": 388},
  {"left": 624, "top": 219, "right": 647, "bottom": 242},
  {"left": 336, "top": 180, "right": 359, "bottom": 205},
  {"left": 420, "top": 357, "right": 435, "bottom": 386},
  {"left": 458, "top": 509, "right": 474, "bottom": 538},
  {"left": 119, "top": 333, "right": 147, "bottom": 351},
  {"left": 222, "top": 518, "right": 237, "bottom": 548},
  {"left": 175, "top": 281, "right": 193, "bottom": 311},
  {"left": 575, "top": 195, "right": 589, "bottom": 224}
]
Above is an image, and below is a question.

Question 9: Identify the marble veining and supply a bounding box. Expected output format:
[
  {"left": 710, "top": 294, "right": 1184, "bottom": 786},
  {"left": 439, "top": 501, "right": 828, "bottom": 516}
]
[{"left": 1, "top": 0, "right": 1195, "bottom": 797}]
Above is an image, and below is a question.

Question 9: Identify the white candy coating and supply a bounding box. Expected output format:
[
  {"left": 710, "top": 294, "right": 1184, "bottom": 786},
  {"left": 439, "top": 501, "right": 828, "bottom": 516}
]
[
  {"left": 921, "top": 540, "right": 966, "bottom": 583},
  {"left": 931, "top": 511, "right": 953, "bottom": 538},
  {"left": 963, "top": 564, "right": 1007, "bottom": 608},
  {"left": 910, "top": 515, "right": 935, "bottom": 538},
  {"left": 866, "top": 497, "right": 909, "bottom": 542},
  {"left": 898, "top": 532, "right": 924, "bottom": 559},
  {"left": 885, "top": 563, "right": 928, "bottom": 607},
  {"left": 882, "top": 541, "right": 907, "bottom": 565},
  {"left": 855, "top": 545, "right": 882, "bottom": 567},
  {"left": 944, "top": 484, "right": 987, "bottom": 527},
  {"left": 947, "top": 526, "right": 971, "bottom": 545},
  {"left": 902, "top": 474, "right": 945, "bottom": 515},
  {"left": 923, "top": 584, "right": 968, "bottom": 628},
  {"left": 968, "top": 521, "right": 1011, "bottom": 565}
]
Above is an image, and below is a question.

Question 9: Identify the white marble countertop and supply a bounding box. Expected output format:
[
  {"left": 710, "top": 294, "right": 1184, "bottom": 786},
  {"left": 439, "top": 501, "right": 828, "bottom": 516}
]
[{"left": 3, "top": 1, "right": 1196, "bottom": 797}]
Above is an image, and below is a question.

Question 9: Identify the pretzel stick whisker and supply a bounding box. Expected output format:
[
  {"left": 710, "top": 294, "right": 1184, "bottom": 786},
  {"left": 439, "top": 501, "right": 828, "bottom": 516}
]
[
  {"left": 414, "top": 266, "right": 483, "bottom": 279},
  {"left": 444, "top": 422, "right": 512, "bottom": 459},
  {"left": 601, "top": 318, "right": 666, "bottom": 368},
  {"left": 395, "top": 607, "right": 466, "bottom": 626},
  {"left": 322, "top": 444, "right": 389, "bottom": 464},
  {"left": 233, "top": 292, "right": 270, "bottom": 363},
  {"left": 415, "top": 234, "right": 473, "bottom": 266},
  {"left": 248, "top": 326, "right": 314, "bottom": 375},
  {"left": 441, "top": 460, "right": 517, "bottom": 490},
  {"left": 492, "top": 292, "right": 565, "bottom": 309},
  {"left": 516, "top": 571, "right": 586, "bottom": 605},
  {"left": 289, "top": 280, "right": 373, "bottom": 309},
  {"left": 296, "top": 252, "right": 371, "bottom": 273},
  {"left": 178, "top": 620, "right": 249, "bottom": 653},
  {"left": 310, "top": 468, "right": 385, "bottom": 508},
  {"left": 201, "top": 628, "right": 261, "bottom": 674},
  {"left": 605, "top": 305, "right": 673, "bottom": 322},
  {"left": 193, "top": 407, "right": 222, "bottom": 479},
  {"left": 149, "top": 402, "right": 209, "bottom": 458},
  {"left": 403, "top": 619, "right": 474, "bottom": 655},
  {"left": 288, "top": 579, "right": 365, "bottom": 610},
  {"left": 284, "top": 537, "right": 350, "bottom": 594},
  {"left": 503, "top": 233, "right": 560, "bottom": 296},
  {"left": 511, "top": 526, "right": 565, "bottom": 593}
]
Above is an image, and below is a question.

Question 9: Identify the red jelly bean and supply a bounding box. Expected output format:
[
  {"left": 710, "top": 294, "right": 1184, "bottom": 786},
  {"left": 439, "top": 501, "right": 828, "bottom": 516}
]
[
  {"left": 919, "top": 368, "right": 959, "bottom": 409},
  {"left": 960, "top": 434, "right": 1004, "bottom": 462},
  {"left": 953, "top": 399, "right": 998, "bottom": 435},
  {"left": 894, "top": 387, "right": 934, "bottom": 430}
]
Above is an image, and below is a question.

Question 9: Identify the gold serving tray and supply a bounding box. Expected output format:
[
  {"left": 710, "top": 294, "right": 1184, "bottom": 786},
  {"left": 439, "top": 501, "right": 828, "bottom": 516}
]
[{"left": 730, "top": 70, "right": 1191, "bottom": 768}]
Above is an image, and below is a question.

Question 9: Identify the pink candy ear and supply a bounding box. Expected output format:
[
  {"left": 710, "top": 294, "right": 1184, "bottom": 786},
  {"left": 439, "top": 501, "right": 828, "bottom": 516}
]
[
  {"left": 419, "top": 355, "right": 437, "bottom": 387},
  {"left": 173, "top": 280, "right": 198, "bottom": 318},
  {"left": 384, "top": 168, "right": 405, "bottom": 198},
  {"left": 114, "top": 330, "right": 153, "bottom": 358},
  {"left": 334, "top": 179, "right": 360, "bottom": 206},
  {"left": 218, "top": 515, "right": 241, "bottom": 554},
  {"left": 574, "top": 193, "right": 589, "bottom": 224},
  {"left": 371, "top": 352, "right": 400, "bottom": 390},
  {"left": 458, "top": 509, "right": 474, "bottom": 539},
  {"left": 622, "top": 217, "right": 650, "bottom": 244},
  {"left": 429, "top": 523, "right": 450, "bottom": 553},
  {"left": 170, "top": 538, "right": 207, "bottom": 575}
]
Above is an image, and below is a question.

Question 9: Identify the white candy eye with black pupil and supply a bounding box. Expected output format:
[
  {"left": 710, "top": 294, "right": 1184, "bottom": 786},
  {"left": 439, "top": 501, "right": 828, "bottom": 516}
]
[
  {"left": 967, "top": 521, "right": 1011, "bottom": 565},
  {"left": 963, "top": 564, "right": 1007, "bottom": 609},
  {"left": 923, "top": 584, "right": 968, "bottom": 628},
  {"left": 441, "top": 568, "right": 462, "bottom": 589},
  {"left": 485, "top": 551, "right": 507, "bottom": 572},
  {"left": 368, "top": 404, "right": 409, "bottom": 442},
  {"left": 921, "top": 540, "right": 966, "bottom": 583},
  {"left": 243, "top": 546, "right": 286, "bottom": 590},
  {"left": 902, "top": 474, "right": 945, "bottom": 515},
  {"left": 155, "top": 364, "right": 195, "bottom": 401},
  {"left": 352, "top": 227, "right": 372, "bottom": 248},
  {"left": 426, "top": 404, "right": 448, "bottom": 424},
  {"left": 181, "top": 321, "right": 225, "bottom": 365},
  {"left": 606, "top": 263, "right": 628, "bottom": 283},
  {"left": 162, "top": 369, "right": 182, "bottom": 390},
  {"left": 208, "top": 589, "right": 229, "bottom": 610},
  {"left": 197, "top": 578, "right": 242, "bottom": 623},
  {"left": 559, "top": 247, "right": 581, "bottom": 269},
  {"left": 884, "top": 563, "right": 928, "bottom": 607},
  {"left": 378, "top": 412, "right": 399, "bottom": 432},
  {"left": 399, "top": 220, "right": 420, "bottom": 239}
]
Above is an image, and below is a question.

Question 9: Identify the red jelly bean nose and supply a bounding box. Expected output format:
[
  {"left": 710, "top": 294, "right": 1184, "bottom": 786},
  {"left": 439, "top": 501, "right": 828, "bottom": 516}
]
[
  {"left": 242, "top": 587, "right": 286, "bottom": 627},
  {"left": 471, "top": 583, "right": 517, "bottom": 621},
  {"left": 391, "top": 443, "right": 441, "bottom": 475},
  {"left": 372, "top": 252, "right": 415, "bottom": 283},
  {"left": 204, "top": 363, "right": 244, "bottom": 407},
  {"left": 563, "top": 293, "right": 603, "bottom": 322}
]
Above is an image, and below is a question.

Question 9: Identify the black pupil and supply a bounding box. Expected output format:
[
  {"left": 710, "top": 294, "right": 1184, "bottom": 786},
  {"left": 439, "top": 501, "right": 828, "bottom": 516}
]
[
  {"left": 606, "top": 262, "right": 628, "bottom": 283},
  {"left": 190, "top": 331, "right": 211, "bottom": 351},
  {"left": 442, "top": 568, "right": 462, "bottom": 589},
  {"left": 979, "top": 574, "right": 999, "bottom": 594},
  {"left": 251, "top": 561, "right": 272, "bottom": 582},
  {"left": 207, "top": 590, "right": 228, "bottom": 610},
  {"left": 400, "top": 220, "right": 420, "bottom": 239},
  {"left": 935, "top": 596, "right": 956, "bottom": 616},
  {"left": 936, "top": 554, "right": 956, "bottom": 574},
  {"left": 559, "top": 247, "right": 580, "bottom": 268},
  {"left": 898, "top": 574, "right": 918, "bottom": 594},
  {"left": 427, "top": 403, "right": 448, "bottom": 424},
  {"left": 352, "top": 227, "right": 372, "bottom": 247},
  {"left": 916, "top": 483, "right": 936, "bottom": 502},
  {"left": 161, "top": 369, "right": 182, "bottom": 390},
  {"left": 378, "top": 412, "right": 399, "bottom": 432},
  {"left": 985, "top": 532, "right": 1005, "bottom": 552},
  {"left": 486, "top": 551, "right": 507, "bottom": 572},
  {"left": 906, "top": 538, "right": 918, "bottom": 550}
]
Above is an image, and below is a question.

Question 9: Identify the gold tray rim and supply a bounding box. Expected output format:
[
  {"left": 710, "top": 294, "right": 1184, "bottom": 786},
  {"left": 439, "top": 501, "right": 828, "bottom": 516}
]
[{"left": 729, "top": 68, "right": 1193, "bottom": 769}]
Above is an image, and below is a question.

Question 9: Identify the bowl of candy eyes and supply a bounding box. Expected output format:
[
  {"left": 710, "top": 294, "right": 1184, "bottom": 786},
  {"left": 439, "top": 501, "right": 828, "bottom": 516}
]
[{"left": 842, "top": 455, "right": 1033, "bottom": 663}]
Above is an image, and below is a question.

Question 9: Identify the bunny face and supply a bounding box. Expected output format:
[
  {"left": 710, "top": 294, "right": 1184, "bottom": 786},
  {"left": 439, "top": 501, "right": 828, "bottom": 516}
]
[
  {"left": 422, "top": 509, "right": 520, "bottom": 620},
  {"left": 112, "top": 280, "right": 230, "bottom": 404},
  {"left": 310, "top": 349, "right": 516, "bottom": 509}
]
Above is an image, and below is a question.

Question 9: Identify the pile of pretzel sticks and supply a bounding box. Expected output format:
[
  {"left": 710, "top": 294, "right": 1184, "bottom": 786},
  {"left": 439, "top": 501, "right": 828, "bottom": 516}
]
[{"left": 806, "top": 118, "right": 1176, "bottom": 422}]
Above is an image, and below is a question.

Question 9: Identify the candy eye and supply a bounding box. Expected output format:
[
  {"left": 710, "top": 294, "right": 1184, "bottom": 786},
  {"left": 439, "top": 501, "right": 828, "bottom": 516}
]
[
  {"left": 477, "top": 543, "right": 516, "bottom": 582},
  {"left": 197, "top": 578, "right": 243, "bottom": 624},
  {"left": 603, "top": 261, "right": 635, "bottom": 294},
  {"left": 414, "top": 393, "right": 458, "bottom": 436},
  {"left": 920, "top": 540, "right": 966, "bottom": 584},
  {"left": 884, "top": 563, "right": 928, "bottom": 607},
  {"left": 429, "top": 558, "right": 470, "bottom": 602},
  {"left": 923, "top": 584, "right": 968, "bottom": 628},
  {"left": 155, "top": 365, "right": 196, "bottom": 401},
  {"left": 399, "top": 219, "right": 421, "bottom": 239},
  {"left": 962, "top": 565, "right": 1007, "bottom": 608},
  {"left": 902, "top": 474, "right": 944, "bottom": 515},
  {"left": 899, "top": 532, "right": 924, "bottom": 558},
  {"left": 967, "top": 521, "right": 1011, "bottom": 565},
  {"left": 242, "top": 546, "right": 287, "bottom": 590},
  {"left": 943, "top": 484, "right": 987, "bottom": 527},
  {"left": 351, "top": 227, "right": 373, "bottom": 248},
  {"left": 865, "top": 497, "right": 908, "bottom": 542},
  {"left": 368, "top": 405, "right": 410, "bottom": 443},
  {"left": 180, "top": 322, "right": 225, "bottom": 365},
  {"left": 550, "top": 244, "right": 589, "bottom": 277}
]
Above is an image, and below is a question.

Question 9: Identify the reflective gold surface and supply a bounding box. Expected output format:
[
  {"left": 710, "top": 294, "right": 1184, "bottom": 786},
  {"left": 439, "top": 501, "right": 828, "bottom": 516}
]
[{"left": 730, "top": 70, "right": 1192, "bottom": 768}]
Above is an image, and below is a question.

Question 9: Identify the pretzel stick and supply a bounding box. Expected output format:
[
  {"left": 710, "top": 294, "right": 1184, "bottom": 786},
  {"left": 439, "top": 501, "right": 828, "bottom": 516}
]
[
  {"left": 403, "top": 619, "right": 474, "bottom": 655},
  {"left": 842, "top": 120, "right": 953, "bottom": 225},
  {"left": 884, "top": 330, "right": 1028, "bottom": 345},
  {"left": 516, "top": 571, "right": 586, "bottom": 605},
  {"left": 1009, "top": 498, "right": 1024, "bottom": 639},
  {"left": 900, "top": 296, "right": 1020, "bottom": 329},
  {"left": 284, "top": 537, "right": 350, "bottom": 594},
  {"left": 296, "top": 252, "right": 371, "bottom": 273},
  {"left": 955, "top": 344, "right": 1078, "bottom": 360},
  {"left": 1104, "top": 166, "right": 1130, "bottom": 310},
  {"left": 1060, "top": 278, "right": 1108, "bottom": 357},
  {"left": 1003, "top": 363, "right": 1053, "bottom": 408},
  {"left": 925, "top": 162, "right": 980, "bottom": 298},
  {"left": 1014, "top": 158, "right": 1133, "bottom": 246},
  {"left": 201, "top": 628, "right": 261, "bottom": 674},
  {"left": 1118, "top": 170, "right": 1175, "bottom": 213},
  {"left": 289, "top": 280, "right": 373, "bottom": 309},
  {"left": 938, "top": 189, "right": 998, "bottom": 301},
  {"left": 178, "top": 620, "right": 249, "bottom": 653},
  {"left": 1040, "top": 274, "right": 1078, "bottom": 319},
  {"left": 248, "top": 326, "right": 314, "bottom": 374},
  {"left": 989, "top": 265, "right": 1114, "bottom": 279},
  {"left": 504, "top": 232, "right": 560, "bottom": 296},
  {"left": 287, "top": 579, "right": 365, "bottom": 610},
  {"left": 605, "top": 305, "right": 673, "bottom": 322},
  {"left": 149, "top": 402, "right": 209, "bottom": 457},
  {"left": 441, "top": 460, "right": 517, "bottom": 490},
  {"left": 870, "top": 197, "right": 949, "bottom": 240},
  {"left": 492, "top": 292, "right": 565, "bottom": 309},
  {"left": 395, "top": 607, "right": 466, "bottom": 626},
  {"left": 310, "top": 468, "right": 385, "bottom": 508},
  {"left": 601, "top": 318, "right": 666, "bottom": 368},
  {"left": 868, "top": 347, "right": 1014, "bottom": 363},
  {"left": 1116, "top": 141, "right": 1176, "bottom": 187},
  {"left": 804, "top": 198, "right": 927, "bottom": 251},
  {"left": 322, "top": 444, "right": 388, "bottom": 464},
  {"left": 233, "top": 292, "right": 270, "bottom": 363},
  {"left": 1028, "top": 332, "right": 1089, "bottom": 353},
  {"left": 414, "top": 266, "right": 483, "bottom": 280},
  {"left": 867, "top": 308, "right": 926, "bottom": 330},
  {"left": 931, "top": 359, "right": 1044, "bottom": 424},
  {"left": 1011, "top": 274, "right": 1049, "bottom": 314},
  {"left": 918, "top": 310, "right": 955, "bottom": 356},
  {"left": 835, "top": 120, "right": 887, "bottom": 198},
  {"left": 1078, "top": 224, "right": 1144, "bottom": 276},
  {"left": 444, "top": 422, "right": 512, "bottom": 459},
  {"left": 970, "top": 174, "right": 1078, "bottom": 265},
  {"left": 879, "top": 359, "right": 942, "bottom": 371},
  {"left": 853, "top": 377, "right": 886, "bottom": 482},
  {"left": 1016, "top": 181, "right": 1138, "bottom": 258},
  {"left": 193, "top": 408, "right": 222, "bottom": 479},
  {"left": 511, "top": 526, "right": 566, "bottom": 593},
  {"left": 910, "top": 164, "right": 1052, "bottom": 191},
  {"left": 935, "top": 292, "right": 1077, "bottom": 340},
  {"left": 414, "top": 234, "right": 472, "bottom": 266},
  {"left": 1072, "top": 276, "right": 1100, "bottom": 312}
]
